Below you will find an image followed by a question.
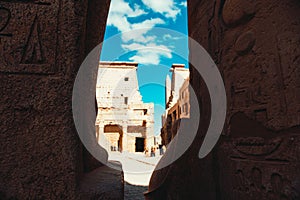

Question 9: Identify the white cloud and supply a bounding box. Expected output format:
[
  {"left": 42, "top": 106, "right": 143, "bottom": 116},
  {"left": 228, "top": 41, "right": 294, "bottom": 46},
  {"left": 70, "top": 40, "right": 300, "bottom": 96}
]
[
  {"left": 123, "top": 34, "right": 156, "bottom": 43},
  {"left": 107, "top": 0, "right": 165, "bottom": 43},
  {"left": 128, "top": 4, "right": 147, "bottom": 17},
  {"left": 141, "top": 0, "right": 181, "bottom": 20},
  {"left": 122, "top": 42, "right": 172, "bottom": 65},
  {"left": 131, "top": 18, "right": 165, "bottom": 30},
  {"left": 129, "top": 52, "right": 161, "bottom": 65},
  {"left": 107, "top": 14, "right": 131, "bottom": 32},
  {"left": 107, "top": 0, "right": 147, "bottom": 32},
  {"left": 121, "top": 18, "right": 165, "bottom": 42},
  {"left": 109, "top": 0, "right": 146, "bottom": 17},
  {"left": 106, "top": 0, "right": 183, "bottom": 65},
  {"left": 122, "top": 42, "right": 171, "bottom": 54},
  {"left": 121, "top": 43, "right": 144, "bottom": 50},
  {"left": 179, "top": 1, "right": 187, "bottom": 7},
  {"left": 163, "top": 34, "right": 182, "bottom": 40}
]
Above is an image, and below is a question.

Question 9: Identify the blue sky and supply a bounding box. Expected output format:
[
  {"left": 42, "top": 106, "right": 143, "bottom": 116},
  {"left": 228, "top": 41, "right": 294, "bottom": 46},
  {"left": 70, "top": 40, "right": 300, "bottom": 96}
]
[{"left": 100, "top": 0, "right": 188, "bottom": 135}]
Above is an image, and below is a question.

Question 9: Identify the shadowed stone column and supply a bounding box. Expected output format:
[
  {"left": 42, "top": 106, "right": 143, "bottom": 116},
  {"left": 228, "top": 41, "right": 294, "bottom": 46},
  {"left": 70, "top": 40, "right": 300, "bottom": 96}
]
[
  {"left": 0, "top": 0, "right": 120, "bottom": 199},
  {"left": 146, "top": 0, "right": 300, "bottom": 199}
]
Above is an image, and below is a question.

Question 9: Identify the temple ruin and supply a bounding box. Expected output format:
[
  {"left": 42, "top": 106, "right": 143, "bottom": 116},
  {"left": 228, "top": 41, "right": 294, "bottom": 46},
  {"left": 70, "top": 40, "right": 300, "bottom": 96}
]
[
  {"left": 95, "top": 62, "right": 155, "bottom": 153},
  {"left": 161, "top": 64, "right": 190, "bottom": 146},
  {"left": 0, "top": 0, "right": 299, "bottom": 199}
]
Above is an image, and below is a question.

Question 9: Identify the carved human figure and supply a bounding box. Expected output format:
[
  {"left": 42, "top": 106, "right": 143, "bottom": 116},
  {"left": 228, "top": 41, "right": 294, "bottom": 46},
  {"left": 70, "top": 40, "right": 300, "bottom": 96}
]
[
  {"left": 233, "top": 169, "right": 250, "bottom": 199},
  {"left": 267, "top": 173, "right": 299, "bottom": 200},
  {"left": 249, "top": 167, "right": 265, "bottom": 199},
  {"left": 267, "top": 173, "right": 285, "bottom": 200}
]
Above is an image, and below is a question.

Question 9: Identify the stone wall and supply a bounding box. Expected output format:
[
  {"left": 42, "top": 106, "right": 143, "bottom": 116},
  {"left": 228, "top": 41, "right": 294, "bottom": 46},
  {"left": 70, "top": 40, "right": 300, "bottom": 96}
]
[
  {"left": 147, "top": 0, "right": 300, "bottom": 199},
  {"left": 0, "top": 0, "right": 112, "bottom": 199},
  {"left": 96, "top": 62, "right": 154, "bottom": 153}
]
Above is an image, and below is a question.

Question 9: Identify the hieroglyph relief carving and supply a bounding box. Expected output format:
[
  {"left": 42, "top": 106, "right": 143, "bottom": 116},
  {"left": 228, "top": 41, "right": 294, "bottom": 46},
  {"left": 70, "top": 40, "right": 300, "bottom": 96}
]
[{"left": 0, "top": 1, "right": 59, "bottom": 74}]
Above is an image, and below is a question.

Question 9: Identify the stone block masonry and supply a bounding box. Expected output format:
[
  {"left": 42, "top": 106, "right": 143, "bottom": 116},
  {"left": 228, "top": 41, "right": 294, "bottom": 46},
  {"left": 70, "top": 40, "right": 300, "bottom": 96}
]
[{"left": 96, "top": 62, "right": 155, "bottom": 153}]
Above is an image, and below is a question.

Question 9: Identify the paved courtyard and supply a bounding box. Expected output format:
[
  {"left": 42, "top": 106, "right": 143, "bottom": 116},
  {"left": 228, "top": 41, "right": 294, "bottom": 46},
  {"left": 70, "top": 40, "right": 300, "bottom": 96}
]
[{"left": 108, "top": 152, "right": 162, "bottom": 199}]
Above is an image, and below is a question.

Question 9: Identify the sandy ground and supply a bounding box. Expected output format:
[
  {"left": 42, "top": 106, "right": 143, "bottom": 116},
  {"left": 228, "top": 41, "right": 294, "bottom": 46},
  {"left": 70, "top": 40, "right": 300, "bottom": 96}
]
[
  {"left": 108, "top": 152, "right": 161, "bottom": 185},
  {"left": 108, "top": 152, "right": 162, "bottom": 199}
]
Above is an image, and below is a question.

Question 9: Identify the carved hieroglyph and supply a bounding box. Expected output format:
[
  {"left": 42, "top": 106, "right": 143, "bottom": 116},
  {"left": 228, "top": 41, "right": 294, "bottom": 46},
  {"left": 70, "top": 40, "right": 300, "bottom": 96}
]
[{"left": 0, "top": 1, "right": 59, "bottom": 74}]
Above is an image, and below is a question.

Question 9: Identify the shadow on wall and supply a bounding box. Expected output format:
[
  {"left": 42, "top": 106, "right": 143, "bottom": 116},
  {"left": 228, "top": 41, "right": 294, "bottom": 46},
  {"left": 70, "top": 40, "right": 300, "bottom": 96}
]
[{"left": 146, "top": 0, "right": 300, "bottom": 199}]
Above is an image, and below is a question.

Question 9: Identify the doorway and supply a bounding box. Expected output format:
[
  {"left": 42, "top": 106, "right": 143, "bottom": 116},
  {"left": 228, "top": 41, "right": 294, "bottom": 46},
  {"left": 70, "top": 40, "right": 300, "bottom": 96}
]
[
  {"left": 135, "top": 137, "right": 145, "bottom": 152},
  {"left": 104, "top": 124, "right": 123, "bottom": 152}
]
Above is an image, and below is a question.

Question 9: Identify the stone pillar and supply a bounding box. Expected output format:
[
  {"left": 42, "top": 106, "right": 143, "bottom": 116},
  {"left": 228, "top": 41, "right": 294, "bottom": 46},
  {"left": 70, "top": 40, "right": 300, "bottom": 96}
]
[
  {"left": 96, "top": 122, "right": 104, "bottom": 140},
  {"left": 0, "top": 0, "right": 113, "bottom": 199},
  {"left": 147, "top": 0, "right": 300, "bottom": 199},
  {"left": 122, "top": 124, "right": 128, "bottom": 152},
  {"left": 96, "top": 124, "right": 100, "bottom": 141},
  {"left": 97, "top": 123, "right": 107, "bottom": 149},
  {"left": 144, "top": 137, "right": 148, "bottom": 150}
]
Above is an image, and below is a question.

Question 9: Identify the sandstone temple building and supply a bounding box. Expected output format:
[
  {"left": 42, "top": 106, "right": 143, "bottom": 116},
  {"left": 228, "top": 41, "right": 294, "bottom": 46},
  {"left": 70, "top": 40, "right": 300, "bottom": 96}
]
[
  {"left": 95, "top": 62, "right": 155, "bottom": 153},
  {"left": 161, "top": 64, "right": 190, "bottom": 145}
]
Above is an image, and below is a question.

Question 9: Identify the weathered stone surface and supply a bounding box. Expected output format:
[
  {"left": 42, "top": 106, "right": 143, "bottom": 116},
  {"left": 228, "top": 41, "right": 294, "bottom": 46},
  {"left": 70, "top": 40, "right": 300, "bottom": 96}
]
[
  {"left": 124, "top": 182, "right": 147, "bottom": 200},
  {"left": 234, "top": 31, "right": 255, "bottom": 55},
  {"left": 0, "top": 0, "right": 114, "bottom": 199},
  {"left": 0, "top": 1, "right": 60, "bottom": 74},
  {"left": 161, "top": 65, "right": 189, "bottom": 146},
  {"left": 217, "top": 113, "right": 300, "bottom": 200},
  {"left": 222, "top": 0, "right": 256, "bottom": 27},
  {"left": 96, "top": 62, "right": 155, "bottom": 153},
  {"left": 80, "top": 161, "right": 124, "bottom": 200},
  {"left": 147, "top": 0, "right": 300, "bottom": 199}
]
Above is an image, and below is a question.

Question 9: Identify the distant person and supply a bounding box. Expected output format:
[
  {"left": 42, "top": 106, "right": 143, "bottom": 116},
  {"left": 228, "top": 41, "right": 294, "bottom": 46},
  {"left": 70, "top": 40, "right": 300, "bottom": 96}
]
[
  {"left": 144, "top": 147, "right": 149, "bottom": 156},
  {"left": 151, "top": 147, "right": 155, "bottom": 157},
  {"left": 159, "top": 144, "right": 163, "bottom": 155}
]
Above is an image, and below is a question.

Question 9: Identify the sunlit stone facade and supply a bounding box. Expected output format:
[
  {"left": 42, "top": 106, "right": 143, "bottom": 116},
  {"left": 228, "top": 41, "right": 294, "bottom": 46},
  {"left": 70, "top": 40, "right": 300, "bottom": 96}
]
[
  {"left": 95, "top": 62, "right": 154, "bottom": 153},
  {"left": 179, "top": 77, "right": 190, "bottom": 119},
  {"left": 161, "top": 64, "right": 190, "bottom": 145}
]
